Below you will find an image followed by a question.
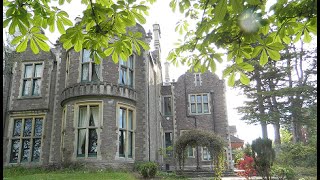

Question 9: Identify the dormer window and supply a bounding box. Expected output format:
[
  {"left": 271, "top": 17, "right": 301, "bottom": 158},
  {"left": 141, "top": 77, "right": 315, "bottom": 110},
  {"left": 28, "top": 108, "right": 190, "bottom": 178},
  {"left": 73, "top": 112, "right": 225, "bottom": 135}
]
[{"left": 81, "top": 49, "right": 100, "bottom": 82}]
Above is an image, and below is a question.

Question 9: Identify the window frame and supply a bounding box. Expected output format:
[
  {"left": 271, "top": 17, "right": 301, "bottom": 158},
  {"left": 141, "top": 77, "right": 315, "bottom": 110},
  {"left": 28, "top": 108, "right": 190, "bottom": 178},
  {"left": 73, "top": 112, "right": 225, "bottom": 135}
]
[
  {"left": 118, "top": 55, "right": 135, "bottom": 88},
  {"left": 8, "top": 115, "right": 45, "bottom": 164},
  {"left": 194, "top": 73, "right": 202, "bottom": 86},
  {"left": 164, "top": 132, "right": 173, "bottom": 157},
  {"left": 202, "top": 147, "right": 212, "bottom": 161},
  {"left": 79, "top": 49, "right": 101, "bottom": 82},
  {"left": 162, "top": 95, "right": 173, "bottom": 116},
  {"left": 20, "top": 62, "right": 44, "bottom": 97},
  {"left": 188, "top": 93, "right": 211, "bottom": 115},
  {"left": 180, "top": 130, "right": 195, "bottom": 158},
  {"left": 116, "top": 103, "right": 136, "bottom": 160},
  {"left": 74, "top": 101, "right": 103, "bottom": 159}
]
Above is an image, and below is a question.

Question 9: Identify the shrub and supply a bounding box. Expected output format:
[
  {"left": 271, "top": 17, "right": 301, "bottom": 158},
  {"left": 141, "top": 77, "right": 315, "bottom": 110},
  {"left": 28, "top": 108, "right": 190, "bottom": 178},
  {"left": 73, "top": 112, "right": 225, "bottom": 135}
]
[
  {"left": 276, "top": 142, "right": 317, "bottom": 167},
  {"left": 137, "top": 162, "right": 158, "bottom": 178},
  {"left": 271, "top": 165, "right": 295, "bottom": 180},
  {"left": 236, "top": 155, "right": 257, "bottom": 179},
  {"left": 251, "top": 138, "right": 275, "bottom": 180}
]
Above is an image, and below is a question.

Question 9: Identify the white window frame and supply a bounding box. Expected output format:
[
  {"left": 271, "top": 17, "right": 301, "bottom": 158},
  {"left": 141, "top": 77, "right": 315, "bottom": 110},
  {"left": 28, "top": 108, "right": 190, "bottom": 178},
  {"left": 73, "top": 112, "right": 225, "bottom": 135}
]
[
  {"left": 74, "top": 101, "right": 103, "bottom": 159},
  {"left": 118, "top": 55, "right": 135, "bottom": 88},
  {"left": 194, "top": 73, "right": 202, "bottom": 86},
  {"left": 116, "top": 103, "right": 136, "bottom": 160},
  {"left": 20, "top": 62, "right": 44, "bottom": 97},
  {"left": 79, "top": 49, "right": 101, "bottom": 82},
  {"left": 8, "top": 115, "right": 45, "bottom": 164},
  {"left": 162, "top": 95, "right": 173, "bottom": 116},
  {"left": 202, "top": 147, "right": 212, "bottom": 161},
  {"left": 188, "top": 93, "right": 211, "bottom": 115},
  {"left": 180, "top": 130, "right": 195, "bottom": 158}
]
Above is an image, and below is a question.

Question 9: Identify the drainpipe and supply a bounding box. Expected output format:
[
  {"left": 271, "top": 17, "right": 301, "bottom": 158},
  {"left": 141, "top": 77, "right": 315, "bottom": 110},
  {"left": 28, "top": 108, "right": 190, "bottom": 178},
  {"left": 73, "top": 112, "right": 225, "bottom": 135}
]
[
  {"left": 147, "top": 54, "right": 151, "bottom": 162},
  {"left": 210, "top": 91, "right": 215, "bottom": 132}
]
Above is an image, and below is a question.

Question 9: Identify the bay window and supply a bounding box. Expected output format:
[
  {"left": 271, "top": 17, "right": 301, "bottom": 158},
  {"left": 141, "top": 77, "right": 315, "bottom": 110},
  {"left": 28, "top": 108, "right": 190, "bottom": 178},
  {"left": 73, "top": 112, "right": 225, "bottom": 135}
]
[
  {"left": 118, "top": 105, "right": 135, "bottom": 158},
  {"left": 119, "top": 56, "right": 134, "bottom": 88},
  {"left": 81, "top": 49, "right": 100, "bottom": 82},
  {"left": 76, "top": 104, "right": 101, "bottom": 158}
]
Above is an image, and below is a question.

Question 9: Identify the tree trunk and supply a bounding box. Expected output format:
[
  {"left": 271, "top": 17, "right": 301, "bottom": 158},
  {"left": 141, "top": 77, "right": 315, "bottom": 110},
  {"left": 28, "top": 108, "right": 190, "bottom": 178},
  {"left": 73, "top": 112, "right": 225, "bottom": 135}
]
[
  {"left": 255, "top": 69, "right": 268, "bottom": 139},
  {"left": 273, "top": 122, "right": 281, "bottom": 145}
]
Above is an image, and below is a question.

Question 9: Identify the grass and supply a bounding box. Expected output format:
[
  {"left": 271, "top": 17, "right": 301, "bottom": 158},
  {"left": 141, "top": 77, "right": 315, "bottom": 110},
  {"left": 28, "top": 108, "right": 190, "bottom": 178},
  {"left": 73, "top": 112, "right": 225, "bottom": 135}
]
[
  {"left": 4, "top": 166, "right": 137, "bottom": 180},
  {"left": 3, "top": 166, "right": 187, "bottom": 180}
]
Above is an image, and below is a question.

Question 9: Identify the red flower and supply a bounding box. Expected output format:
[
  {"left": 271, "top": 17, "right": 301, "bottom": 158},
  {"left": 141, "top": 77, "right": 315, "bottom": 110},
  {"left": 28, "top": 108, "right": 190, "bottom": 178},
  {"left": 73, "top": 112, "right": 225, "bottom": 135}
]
[{"left": 236, "top": 156, "right": 257, "bottom": 179}]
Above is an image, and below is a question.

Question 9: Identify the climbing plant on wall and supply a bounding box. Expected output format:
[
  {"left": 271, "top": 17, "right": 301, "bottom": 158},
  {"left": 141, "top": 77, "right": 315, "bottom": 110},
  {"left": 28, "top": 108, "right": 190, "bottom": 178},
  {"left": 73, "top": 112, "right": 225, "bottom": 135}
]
[{"left": 174, "top": 129, "right": 226, "bottom": 179}]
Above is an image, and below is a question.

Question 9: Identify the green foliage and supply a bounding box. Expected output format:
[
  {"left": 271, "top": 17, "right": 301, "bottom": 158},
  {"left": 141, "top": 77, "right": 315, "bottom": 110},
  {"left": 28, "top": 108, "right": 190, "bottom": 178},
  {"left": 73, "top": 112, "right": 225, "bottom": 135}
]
[
  {"left": 233, "top": 149, "right": 244, "bottom": 165},
  {"left": 275, "top": 142, "right": 317, "bottom": 167},
  {"left": 156, "top": 171, "right": 187, "bottom": 179},
  {"left": 158, "top": 146, "right": 173, "bottom": 158},
  {"left": 243, "top": 143, "right": 252, "bottom": 157},
  {"left": 270, "top": 165, "right": 295, "bottom": 180},
  {"left": 136, "top": 162, "right": 158, "bottom": 179},
  {"left": 167, "top": 0, "right": 317, "bottom": 86},
  {"left": 4, "top": 0, "right": 152, "bottom": 63},
  {"left": 280, "top": 128, "right": 292, "bottom": 144},
  {"left": 293, "top": 166, "right": 317, "bottom": 178},
  {"left": 174, "top": 129, "right": 225, "bottom": 179},
  {"left": 251, "top": 138, "right": 275, "bottom": 180}
]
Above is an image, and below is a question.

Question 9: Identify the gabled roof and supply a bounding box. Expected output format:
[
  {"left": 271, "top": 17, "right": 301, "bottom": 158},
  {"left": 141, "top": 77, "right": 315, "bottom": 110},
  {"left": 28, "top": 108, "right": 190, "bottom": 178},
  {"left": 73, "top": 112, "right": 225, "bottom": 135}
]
[{"left": 230, "top": 135, "right": 244, "bottom": 143}]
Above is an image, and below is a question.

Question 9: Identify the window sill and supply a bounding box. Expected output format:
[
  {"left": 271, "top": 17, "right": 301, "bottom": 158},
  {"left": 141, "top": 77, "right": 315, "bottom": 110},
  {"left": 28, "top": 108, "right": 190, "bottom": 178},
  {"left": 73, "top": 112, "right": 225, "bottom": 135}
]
[
  {"left": 17, "top": 96, "right": 42, "bottom": 100},
  {"left": 118, "top": 84, "right": 134, "bottom": 90},
  {"left": 189, "top": 113, "right": 211, "bottom": 116},
  {"left": 115, "top": 156, "right": 135, "bottom": 162}
]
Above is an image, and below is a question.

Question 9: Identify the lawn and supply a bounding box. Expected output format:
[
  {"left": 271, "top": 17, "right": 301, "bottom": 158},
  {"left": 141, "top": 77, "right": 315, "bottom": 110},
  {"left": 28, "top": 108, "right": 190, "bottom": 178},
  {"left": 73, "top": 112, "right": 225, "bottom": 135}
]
[
  {"left": 3, "top": 166, "right": 186, "bottom": 180},
  {"left": 4, "top": 168, "right": 137, "bottom": 180}
]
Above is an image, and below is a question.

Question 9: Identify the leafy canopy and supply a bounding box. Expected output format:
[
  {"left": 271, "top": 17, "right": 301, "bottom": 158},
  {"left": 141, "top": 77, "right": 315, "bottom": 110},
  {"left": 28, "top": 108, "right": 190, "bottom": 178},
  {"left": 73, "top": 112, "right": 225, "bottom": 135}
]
[
  {"left": 3, "top": 0, "right": 155, "bottom": 63},
  {"left": 3, "top": 0, "right": 317, "bottom": 85},
  {"left": 166, "top": 0, "right": 317, "bottom": 86}
]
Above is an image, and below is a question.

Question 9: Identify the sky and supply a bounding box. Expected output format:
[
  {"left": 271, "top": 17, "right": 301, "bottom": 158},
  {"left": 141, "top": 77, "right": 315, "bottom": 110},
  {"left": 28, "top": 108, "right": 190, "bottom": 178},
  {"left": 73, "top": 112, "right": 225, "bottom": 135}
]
[
  {"left": 3, "top": 0, "right": 277, "bottom": 144},
  {"left": 142, "top": 0, "right": 276, "bottom": 144}
]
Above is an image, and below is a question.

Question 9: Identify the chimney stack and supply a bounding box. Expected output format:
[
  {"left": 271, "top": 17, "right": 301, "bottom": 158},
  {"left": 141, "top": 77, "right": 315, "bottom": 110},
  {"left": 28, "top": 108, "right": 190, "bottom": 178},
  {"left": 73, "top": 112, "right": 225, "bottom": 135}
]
[
  {"left": 164, "top": 62, "right": 170, "bottom": 85},
  {"left": 152, "top": 24, "right": 161, "bottom": 57}
]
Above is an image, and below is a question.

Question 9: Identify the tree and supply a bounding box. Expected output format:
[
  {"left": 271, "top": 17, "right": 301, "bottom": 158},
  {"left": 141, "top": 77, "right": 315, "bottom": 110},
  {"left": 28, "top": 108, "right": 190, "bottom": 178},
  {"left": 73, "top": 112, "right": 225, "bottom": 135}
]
[
  {"left": 3, "top": 0, "right": 154, "bottom": 63},
  {"left": 4, "top": 0, "right": 317, "bottom": 80},
  {"left": 251, "top": 138, "right": 275, "bottom": 180},
  {"left": 236, "top": 39, "right": 317, "bottom": 144},
  {"left": 166, "top": 0, "right": 317, "bottom": 86}
]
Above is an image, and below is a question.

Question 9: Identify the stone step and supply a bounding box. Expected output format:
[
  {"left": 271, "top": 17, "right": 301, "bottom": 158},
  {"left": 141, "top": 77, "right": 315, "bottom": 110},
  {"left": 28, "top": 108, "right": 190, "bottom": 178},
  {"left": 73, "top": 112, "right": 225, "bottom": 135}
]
[{"left": 176, "top": 170, "right": 237, "bottom": 178}]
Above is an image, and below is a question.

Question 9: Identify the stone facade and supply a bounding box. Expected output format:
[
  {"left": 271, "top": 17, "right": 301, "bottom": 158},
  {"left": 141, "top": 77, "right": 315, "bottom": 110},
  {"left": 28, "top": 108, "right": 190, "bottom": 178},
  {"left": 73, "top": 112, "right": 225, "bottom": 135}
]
[
  {"left": 3, "top": 23, "right": 233, "bottom": 170},
  {"left": 161, "top": 72, "right": 234, "bottom": 170}
]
